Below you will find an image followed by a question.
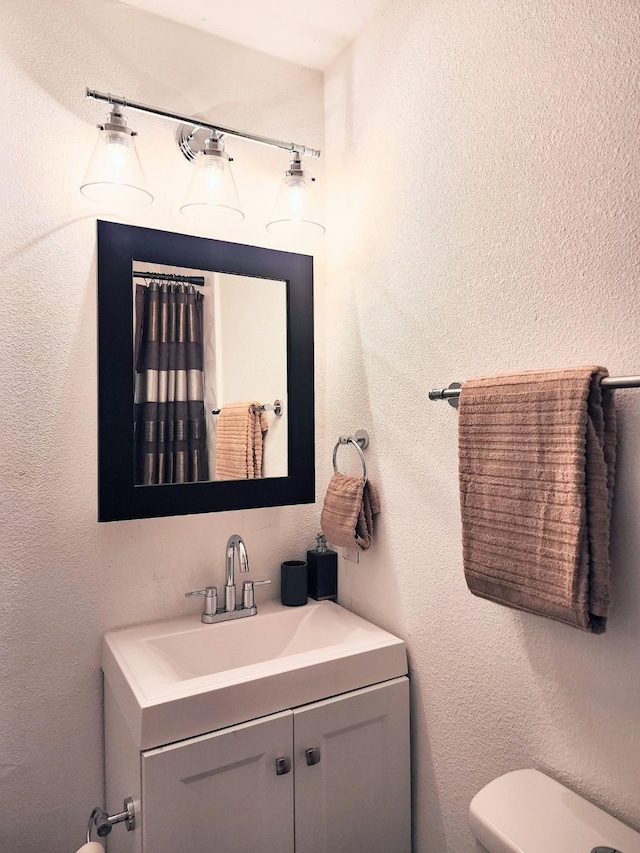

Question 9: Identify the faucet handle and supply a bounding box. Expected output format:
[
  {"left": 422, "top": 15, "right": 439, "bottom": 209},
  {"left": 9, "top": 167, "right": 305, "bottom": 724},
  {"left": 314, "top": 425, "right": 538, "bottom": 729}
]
[
  {"left": 185, "top": 585, "right": 218, "bottom": 617},
  {"left": 242, "top": 579, "right": 271, "bottom": 609}
]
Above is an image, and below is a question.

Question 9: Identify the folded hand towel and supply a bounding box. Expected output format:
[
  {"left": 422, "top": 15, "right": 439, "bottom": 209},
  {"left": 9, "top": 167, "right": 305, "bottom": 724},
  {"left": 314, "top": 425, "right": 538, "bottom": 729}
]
[
  {"left": 458, "top": 366, "right": 616, "bottom": 633},
  {"left": 320, "top": 473, "right": 381, "bottom": 551},
  {"left": 214, "top": 402, "right": 269, "bottom": 480}
]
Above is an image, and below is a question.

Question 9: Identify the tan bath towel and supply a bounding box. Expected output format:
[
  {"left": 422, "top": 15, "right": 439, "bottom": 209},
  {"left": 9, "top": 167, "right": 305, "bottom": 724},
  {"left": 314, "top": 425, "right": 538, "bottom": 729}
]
[
  {"left": 214, "top": 402, "right": 269, "bottom": 480},
  {"left": 320, "top": 473, "right": 381, "bottom": 551},
  {"left": 458, "top": 367, "right": 616, "bottom": 633}
]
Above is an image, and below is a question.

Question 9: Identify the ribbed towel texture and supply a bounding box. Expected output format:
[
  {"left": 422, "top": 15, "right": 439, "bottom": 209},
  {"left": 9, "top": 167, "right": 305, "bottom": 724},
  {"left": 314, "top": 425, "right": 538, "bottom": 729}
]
[
  {"left": 320, "top": 473, "right": 381, "bottom": 551},
  {"left": 214, "top": 402, "right": 269, "bottom": 480},
  {"left": 458, "top": 367, "right": 616, "bottom": 633}
]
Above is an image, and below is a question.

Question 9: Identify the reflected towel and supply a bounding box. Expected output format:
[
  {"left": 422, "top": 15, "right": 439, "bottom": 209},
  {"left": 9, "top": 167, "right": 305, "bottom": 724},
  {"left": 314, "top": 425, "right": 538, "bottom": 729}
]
[
  {"left": 458, "top": 366, "right": 616, "bottom": 633},
  {"left": 214, "top": 402, "right": 269, "bottom": 480},
  {"left": 320, "top": 473, "right": 381, "bottom": 551}
]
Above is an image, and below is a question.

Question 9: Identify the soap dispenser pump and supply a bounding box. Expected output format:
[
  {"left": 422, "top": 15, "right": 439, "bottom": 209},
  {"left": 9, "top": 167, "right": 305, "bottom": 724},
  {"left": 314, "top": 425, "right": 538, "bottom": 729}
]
[{"left": 307, "top": 533, "right": 338, "bottom": 601}]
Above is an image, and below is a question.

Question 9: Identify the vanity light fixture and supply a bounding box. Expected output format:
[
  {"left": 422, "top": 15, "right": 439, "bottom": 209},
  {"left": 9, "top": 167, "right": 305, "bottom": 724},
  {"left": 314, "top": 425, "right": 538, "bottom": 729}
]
[
  {"left": 82, "top": 89, "right": 324, "bottom": 234},
  {"left": 80, "top": 105, "right": 153, "bottom": 207},
  {"left": 266, "top": 154, "right": 325, "bottom": 238},
  {"left": 178, "top": 129, "right": 244, "bottom": 225}
]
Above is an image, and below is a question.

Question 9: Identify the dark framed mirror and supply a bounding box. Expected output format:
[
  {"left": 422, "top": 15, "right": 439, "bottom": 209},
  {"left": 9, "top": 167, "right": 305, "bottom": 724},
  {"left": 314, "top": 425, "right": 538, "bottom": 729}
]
[{"left": 97, "top": 220, "right": 315, "bottom": 521}]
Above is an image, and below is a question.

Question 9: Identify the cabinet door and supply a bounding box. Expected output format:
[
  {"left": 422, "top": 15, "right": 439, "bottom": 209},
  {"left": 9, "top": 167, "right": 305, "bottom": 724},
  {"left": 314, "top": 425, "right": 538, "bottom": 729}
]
[
  {"left": 293, "top": 677, "right": 411, "bottom": 853},
  {"left": 142, "top": 711, "right": 294, "bottom": 853}
]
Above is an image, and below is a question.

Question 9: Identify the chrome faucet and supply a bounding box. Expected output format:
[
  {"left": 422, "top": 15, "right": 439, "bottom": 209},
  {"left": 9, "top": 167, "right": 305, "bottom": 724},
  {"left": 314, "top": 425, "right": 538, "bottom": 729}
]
[
  {"left": 185, "top": 533, "right": 271, "bottom": 624},
  {"left": 224, "top": 534, "right": 250, "bottom": 612}
]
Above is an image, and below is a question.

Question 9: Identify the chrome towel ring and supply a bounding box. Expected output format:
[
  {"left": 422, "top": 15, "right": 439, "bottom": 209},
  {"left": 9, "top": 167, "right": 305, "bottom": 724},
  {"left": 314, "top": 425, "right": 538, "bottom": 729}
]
[{"left": 332, "top": 430, "right": 370, "bottom": 482}]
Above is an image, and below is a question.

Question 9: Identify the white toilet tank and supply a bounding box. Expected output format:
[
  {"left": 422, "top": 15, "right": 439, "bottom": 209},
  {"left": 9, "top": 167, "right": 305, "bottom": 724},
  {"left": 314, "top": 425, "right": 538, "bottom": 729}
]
[{"left": 469, "top": 769, "right": 640, "bottom": 853}]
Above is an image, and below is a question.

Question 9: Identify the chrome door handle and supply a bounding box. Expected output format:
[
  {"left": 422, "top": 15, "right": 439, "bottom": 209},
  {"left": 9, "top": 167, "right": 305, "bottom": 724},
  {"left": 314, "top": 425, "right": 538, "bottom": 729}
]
[
  {"left": 275, "top": 756, "right": 291, "bottom": 775},
  {"left": 305, "top": 747, "right": 321, "bottom": 766}
]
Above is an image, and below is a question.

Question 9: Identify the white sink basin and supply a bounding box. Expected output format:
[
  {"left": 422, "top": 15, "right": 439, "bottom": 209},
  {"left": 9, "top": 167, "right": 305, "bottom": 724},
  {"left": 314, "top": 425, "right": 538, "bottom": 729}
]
[{"left": 102, "top": 599, "right": 407, "bottom": 749}]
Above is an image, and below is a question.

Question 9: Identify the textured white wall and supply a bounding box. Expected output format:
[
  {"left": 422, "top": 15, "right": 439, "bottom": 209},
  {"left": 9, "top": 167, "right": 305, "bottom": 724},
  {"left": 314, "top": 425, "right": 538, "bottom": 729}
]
[
  {"left": 324, "top": 1, "right": 640, "bottom": 850},
  {"left": 5, "top": 0, "right": 640, "bottom": 850},
  {"left": 0, "top": 2, "right": 324, "bottom": 851}
]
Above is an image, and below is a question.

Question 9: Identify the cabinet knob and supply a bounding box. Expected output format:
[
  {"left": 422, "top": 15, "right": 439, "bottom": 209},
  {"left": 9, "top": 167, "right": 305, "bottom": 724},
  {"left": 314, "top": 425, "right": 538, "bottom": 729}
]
[
  {"left": 275, "top": 756, "right": 291, "bottom": 775},
  {"left": 305, "top": 747, "right": 321, "bottom": 766}
]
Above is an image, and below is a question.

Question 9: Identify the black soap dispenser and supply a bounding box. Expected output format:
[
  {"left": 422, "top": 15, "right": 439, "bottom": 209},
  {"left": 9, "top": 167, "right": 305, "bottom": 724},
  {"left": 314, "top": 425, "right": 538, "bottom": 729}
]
[{"left": 307, "top": 533, "right": 338, "bottom": 601}]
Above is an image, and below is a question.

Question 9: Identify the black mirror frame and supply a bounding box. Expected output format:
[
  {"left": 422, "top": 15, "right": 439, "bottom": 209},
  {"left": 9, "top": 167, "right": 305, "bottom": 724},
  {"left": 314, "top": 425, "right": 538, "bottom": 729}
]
[{"left": 97, "top": 220, "right": 315, "bottom": 522}]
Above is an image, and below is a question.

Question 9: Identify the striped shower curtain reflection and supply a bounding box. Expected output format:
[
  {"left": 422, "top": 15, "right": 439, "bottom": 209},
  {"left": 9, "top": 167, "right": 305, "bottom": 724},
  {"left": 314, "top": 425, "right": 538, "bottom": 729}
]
[{"left": 134, "top": 281, "right": 209, "bottom": 485}]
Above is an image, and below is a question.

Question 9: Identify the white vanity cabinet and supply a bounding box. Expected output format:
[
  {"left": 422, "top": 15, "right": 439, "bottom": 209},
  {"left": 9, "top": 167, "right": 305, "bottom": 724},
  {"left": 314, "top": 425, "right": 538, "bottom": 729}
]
[
  {"left": 142, "top": 710, "right": 294, "bottom": 853},
  {"left": 103, "top": 600, "right": 410, "bottom": 852},
  {"left": 106, "top": 677, "right": 410, "bottom": 853},
  {"left": 292, "top": 677, "right": 410, "bottom": 853}
]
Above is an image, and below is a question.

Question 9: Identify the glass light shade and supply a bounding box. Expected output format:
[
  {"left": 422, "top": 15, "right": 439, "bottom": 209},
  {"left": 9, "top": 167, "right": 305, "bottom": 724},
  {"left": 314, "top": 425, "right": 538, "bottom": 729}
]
[
  {"left": 266, "top": 163, "right": 325, "bottom": 238},
  {"left": 179, "top": 149, "right": 244, "bottom": 225},
  {"left": 80, "top": 124, "right": 153, "bottom": 207}
]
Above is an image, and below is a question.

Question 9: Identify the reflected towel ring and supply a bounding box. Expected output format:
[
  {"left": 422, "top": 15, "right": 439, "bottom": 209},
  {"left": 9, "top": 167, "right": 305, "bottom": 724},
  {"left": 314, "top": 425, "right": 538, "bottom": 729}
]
[{"left": 332, "top": 430, "right": 369, "bottom": 483}]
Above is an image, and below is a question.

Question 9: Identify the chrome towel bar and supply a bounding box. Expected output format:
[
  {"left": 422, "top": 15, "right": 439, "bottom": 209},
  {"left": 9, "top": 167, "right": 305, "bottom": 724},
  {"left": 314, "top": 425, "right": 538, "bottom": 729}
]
[
  {"left": 429, "top": 376, "right": 640, "bottom": 408},
  {"left": 211, "top": 399, "right": 283, "bottom": 416}
]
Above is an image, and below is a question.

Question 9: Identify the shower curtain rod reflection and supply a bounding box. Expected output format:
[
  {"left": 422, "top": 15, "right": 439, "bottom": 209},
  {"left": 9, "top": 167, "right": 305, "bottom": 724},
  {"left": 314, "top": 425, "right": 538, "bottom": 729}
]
[{"left": 133, "top": 271, "right": 205, "bottom": 285}]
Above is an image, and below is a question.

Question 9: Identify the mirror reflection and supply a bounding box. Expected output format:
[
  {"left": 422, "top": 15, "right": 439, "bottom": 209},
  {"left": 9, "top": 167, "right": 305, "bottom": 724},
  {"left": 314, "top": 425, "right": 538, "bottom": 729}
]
[
  {"left": 132, "top": 262, "right": 288, "bottom": 486},
  {"left": 97, "top": 220, "right": 314, "bottom": 522}
]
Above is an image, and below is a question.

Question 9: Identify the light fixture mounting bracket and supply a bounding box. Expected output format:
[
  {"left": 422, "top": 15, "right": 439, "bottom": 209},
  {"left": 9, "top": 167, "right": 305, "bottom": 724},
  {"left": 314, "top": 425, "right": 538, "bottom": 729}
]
[{"left": 178, "top": 126, "right": 227, "bottom": 163}]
